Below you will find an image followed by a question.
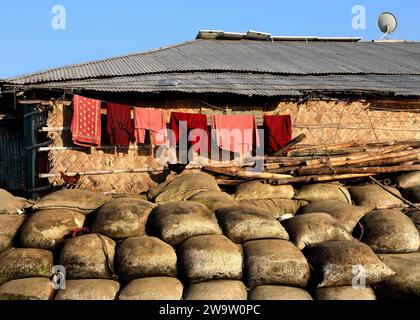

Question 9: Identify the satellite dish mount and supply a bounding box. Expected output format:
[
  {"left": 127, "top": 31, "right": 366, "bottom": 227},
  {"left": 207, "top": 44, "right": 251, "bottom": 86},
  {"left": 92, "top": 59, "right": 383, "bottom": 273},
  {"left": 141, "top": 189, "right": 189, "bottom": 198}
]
[{"left": 377, "top": 12, "right": 398, "bottom": 40}]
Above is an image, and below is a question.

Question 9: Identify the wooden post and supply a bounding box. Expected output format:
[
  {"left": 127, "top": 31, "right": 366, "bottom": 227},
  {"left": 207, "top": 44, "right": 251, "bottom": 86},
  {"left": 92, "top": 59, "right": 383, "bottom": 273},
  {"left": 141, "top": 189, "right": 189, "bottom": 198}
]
[
  {"left": 269, "top": 133, "right": 307, "bottom": 157},
  {"left": 369, "top": 176, "right": 419, "bottom": 209}
]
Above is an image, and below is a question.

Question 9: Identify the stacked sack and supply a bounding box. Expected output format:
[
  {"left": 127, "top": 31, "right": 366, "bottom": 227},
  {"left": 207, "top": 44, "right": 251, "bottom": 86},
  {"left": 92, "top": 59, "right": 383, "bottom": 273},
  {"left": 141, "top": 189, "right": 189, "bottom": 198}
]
[{"left": 0, "top": 172, "right": 419, "bottom": 300}]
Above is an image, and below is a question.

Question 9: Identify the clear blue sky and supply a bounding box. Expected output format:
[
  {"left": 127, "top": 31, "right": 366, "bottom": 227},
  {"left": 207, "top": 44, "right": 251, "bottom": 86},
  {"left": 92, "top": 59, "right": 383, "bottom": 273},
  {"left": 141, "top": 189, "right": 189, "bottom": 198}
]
[{"left": 1, "top": 0, "right": 419, "bottom": 79}]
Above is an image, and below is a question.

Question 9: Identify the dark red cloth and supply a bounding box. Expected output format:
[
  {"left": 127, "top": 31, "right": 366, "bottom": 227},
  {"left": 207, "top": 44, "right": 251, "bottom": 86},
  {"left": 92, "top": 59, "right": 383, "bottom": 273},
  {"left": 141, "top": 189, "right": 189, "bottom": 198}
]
[
  {"left": 106, "top": 103, "right": 134, "bottom": 146},
  {"left": 71, "top": 95, "right": 102, "bottom": 147},
  {"left": 263, "top": 115, "right": 292, "bottom": 155},
  {"left": 169, "top": 112, "right": 209, "bottom": 153}
]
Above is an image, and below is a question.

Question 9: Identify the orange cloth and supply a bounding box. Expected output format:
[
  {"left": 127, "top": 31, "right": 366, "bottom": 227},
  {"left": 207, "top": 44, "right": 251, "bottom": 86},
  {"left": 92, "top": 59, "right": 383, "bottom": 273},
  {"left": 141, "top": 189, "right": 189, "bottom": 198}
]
[
  {"left": 211, "top": 114, "right": 260, "bottom": 153},
  {"left": 134, "top": 108, "right": 168, "bottom": 145}
]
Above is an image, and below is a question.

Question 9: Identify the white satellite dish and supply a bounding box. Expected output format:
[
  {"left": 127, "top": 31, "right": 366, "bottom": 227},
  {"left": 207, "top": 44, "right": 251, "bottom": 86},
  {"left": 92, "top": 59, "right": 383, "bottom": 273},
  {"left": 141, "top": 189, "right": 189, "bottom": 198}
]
[{"left": 377, "top": 12, "right": 398, "bottom": 39}]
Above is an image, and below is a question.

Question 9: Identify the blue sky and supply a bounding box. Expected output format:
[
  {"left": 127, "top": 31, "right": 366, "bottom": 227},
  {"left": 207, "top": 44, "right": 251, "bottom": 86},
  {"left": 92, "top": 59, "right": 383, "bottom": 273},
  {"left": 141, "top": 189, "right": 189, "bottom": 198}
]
[{"left": 0, "top": 0, "right": 419, "bottom": 78}]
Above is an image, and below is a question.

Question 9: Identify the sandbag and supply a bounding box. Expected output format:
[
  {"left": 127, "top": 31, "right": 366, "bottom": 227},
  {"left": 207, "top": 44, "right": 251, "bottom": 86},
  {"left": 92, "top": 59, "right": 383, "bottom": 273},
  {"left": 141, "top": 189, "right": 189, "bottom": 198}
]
[
  {"left": 313, "top": 286, "right": 376, "bottom": 300},
  {"left": 184, "top": 280, "right": 247, "bottom": 300},
  {"left": 187, "top": 191, "right": 237, "bottom": 211},
  {"left": 0, "top": 215, "right": 26, "bottom": 253},
  {"left": 0, "top": 278, "right": 54, "bottom": 300},
  {"left": 0, "top": 248, "right": 53, "bottom": 285},
  {"left": 234, "top": 181, "right": 294, "bottom": 200},
  {"left": 282, "top": 213, "right": 353, "bottom": 250},
  {"left": 294, "top": 183, "right": 351, "bottom": 204},
  {"left": 249, "top": 285, "right": 313, "bottom": 300},
  {"left": 178, "top": 235, "right": 243, "bottom": 283},
  {"left": 119, "top": 277, "right": 183, "bottom": 300},
  {"left": 304, "top": 240, "right": 395, "bottom": 288},
  {"left": 239, "top": 198, "right": 308, "bottom": 220},
  {"left": 55, "top": 279, "right": 120, "bottom": 300},
  {"left": 148, "top": 173, "right": 220, "bottom": 203},
  {"left": 60, "top": 233, "right": 115, "bottom": 279},
  {"left": 0, "top": 189, "right": 32, "bottom": 214},
  {"left": 401, "top": 186, "right": 420, "bottom": 203},
  {"left": 374, "top": 253, "right": 420, "bottom": 299},
  {"left": 116, "top": 236, "right": 177, "bottom": 282},
  {"left": 349, "top": 185, "right": 403, "bottom": 209},
  {"left": 406, "top": 210, "right": 420, "bottom": 233},
  {"left": 298, "top": 200, "right": 370, "bottom": 232},
  {"left": 111, "top": 193, "right": 149, "bottom": 201},
  {"left": 92, "top": 198, "right": 156, "bottom": 239},
  {"left": 215, "top": 206, "right": 289, "bottom": 243},
  {"left": 361, "top": 209, "right": 420, "bottom": 253},
  {"left": 243, "top": 239, "right": 310, "bottom": 288},
  {"left": 33, "top": 189, "right": 112, "bottom": 214},
  {"left": 395, "top": 171, "right": 420, "bottom": 189},
  {"left": 21, "top": 209, "right": 85, "bottom": 250},
  {"left": 148, "top": 201, "right": 222, "bottom": 246}
]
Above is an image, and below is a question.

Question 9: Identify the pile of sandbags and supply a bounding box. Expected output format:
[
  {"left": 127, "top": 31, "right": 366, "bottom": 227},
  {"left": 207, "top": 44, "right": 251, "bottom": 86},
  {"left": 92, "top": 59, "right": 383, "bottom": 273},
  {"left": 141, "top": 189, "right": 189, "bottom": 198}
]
[{"left": 2, "top": 172, "right": 420, "bottom": 300}]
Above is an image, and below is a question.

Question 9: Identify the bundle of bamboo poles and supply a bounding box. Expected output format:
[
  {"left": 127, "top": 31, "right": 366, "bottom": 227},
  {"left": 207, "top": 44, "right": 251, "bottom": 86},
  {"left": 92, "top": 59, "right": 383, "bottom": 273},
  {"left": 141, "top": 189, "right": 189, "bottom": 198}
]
[{"left": 203, "top": 135, "right": 420, "bottom": 186}]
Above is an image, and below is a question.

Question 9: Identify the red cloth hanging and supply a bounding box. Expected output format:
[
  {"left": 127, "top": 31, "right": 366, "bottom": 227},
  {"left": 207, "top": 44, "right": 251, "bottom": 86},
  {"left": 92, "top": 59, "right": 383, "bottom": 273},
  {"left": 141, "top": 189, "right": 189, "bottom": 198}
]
[
  {"left": 106, "top": 103, "right": 134, "bottom": 146},
  {"left": 169, "top": 112, "right": 209, "bottom": 153},
  {"left": 211, "top": 114, "right": 260, "bottom": 154},
  {"left": 134, "top": 108, "right": 168, "bottom": 145},
  {"left": 70, "top": 95, "right": 102, "bottom": 147},
  {"left": 263, "top": 114, "right": 292, "bottom": 155}
]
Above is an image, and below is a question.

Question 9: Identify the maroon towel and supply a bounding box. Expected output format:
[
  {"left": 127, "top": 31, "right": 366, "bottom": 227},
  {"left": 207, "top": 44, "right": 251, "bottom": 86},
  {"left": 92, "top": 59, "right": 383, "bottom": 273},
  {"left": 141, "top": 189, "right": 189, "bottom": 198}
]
[
  {"left": 169, "top": 112, "right": 209, "bottom": 153},
  {"left": 106, "top": 103, "right": 134, "bottom": 146},
  {"left": 263, "top": 115, "right": 292, "bottom": 155}
]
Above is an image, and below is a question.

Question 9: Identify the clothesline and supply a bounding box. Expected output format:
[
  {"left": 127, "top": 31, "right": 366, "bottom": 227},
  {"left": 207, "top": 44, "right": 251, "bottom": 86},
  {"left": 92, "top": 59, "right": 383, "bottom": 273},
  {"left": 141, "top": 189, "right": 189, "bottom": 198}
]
[{"left": 70, "top": 94, "right": 293, "bottom": 155}]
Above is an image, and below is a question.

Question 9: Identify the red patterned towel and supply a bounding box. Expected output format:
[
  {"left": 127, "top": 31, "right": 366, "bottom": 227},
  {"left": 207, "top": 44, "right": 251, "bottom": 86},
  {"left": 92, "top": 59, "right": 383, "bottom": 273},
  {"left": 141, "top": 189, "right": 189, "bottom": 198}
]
[{"left": 70, "top": 95, "right": 102, "bottom": 147}]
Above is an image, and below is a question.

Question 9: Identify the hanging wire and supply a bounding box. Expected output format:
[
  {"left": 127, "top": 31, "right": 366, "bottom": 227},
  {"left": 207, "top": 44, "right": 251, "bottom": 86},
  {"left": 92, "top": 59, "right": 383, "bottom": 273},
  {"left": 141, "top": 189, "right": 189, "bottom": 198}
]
[{"left": 200, "top": 100, "right": 228, "bottom": 113}]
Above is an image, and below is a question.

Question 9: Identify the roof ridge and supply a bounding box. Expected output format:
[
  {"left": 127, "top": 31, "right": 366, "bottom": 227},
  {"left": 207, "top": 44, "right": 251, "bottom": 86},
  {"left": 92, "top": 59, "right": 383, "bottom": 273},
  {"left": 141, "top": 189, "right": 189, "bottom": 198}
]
[{"left": 5, "top": 39, "right": 198, "bottom": 82}]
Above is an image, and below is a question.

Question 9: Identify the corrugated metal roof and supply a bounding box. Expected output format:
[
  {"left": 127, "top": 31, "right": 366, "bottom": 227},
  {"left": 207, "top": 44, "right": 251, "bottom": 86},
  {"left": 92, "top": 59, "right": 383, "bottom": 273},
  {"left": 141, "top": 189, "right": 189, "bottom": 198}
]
[
  {"left": 4, "top": 40, "right": 420, "bottom": 85},
  {"left": 24, "top": 72, "right": 420, "bottom": 97}
]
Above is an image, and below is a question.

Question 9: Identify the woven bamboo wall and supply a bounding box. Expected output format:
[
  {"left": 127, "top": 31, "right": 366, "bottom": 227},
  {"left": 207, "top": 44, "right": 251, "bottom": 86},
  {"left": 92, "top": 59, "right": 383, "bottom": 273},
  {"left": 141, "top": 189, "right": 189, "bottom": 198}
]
[
  {"left": 44, "top": 98, "right": 420, "bottom": 193},
  {"left": 272, "top": 100, "right": 420, "bottom": 145}
]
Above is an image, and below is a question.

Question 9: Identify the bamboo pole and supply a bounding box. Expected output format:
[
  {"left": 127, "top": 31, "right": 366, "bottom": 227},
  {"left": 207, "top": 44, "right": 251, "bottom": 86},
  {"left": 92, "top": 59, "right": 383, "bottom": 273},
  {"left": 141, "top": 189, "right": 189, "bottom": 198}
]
[
  {"left": 350, "top": 154, "right": 420, "bottom": 167},
  {"left": 292, "top": 141, "right": 358, "bottom": 151},
  {"left": 18, "top": 99, "right": 72, "bottom": 106},
  {"left": 267, "top": 173, "right": 375, "bottom": 185},
  {"left": 38, "top": 127, "right": 70, "bottom": 133},
  {"left": 270, "top": 134, "right": 307, "bottom": 157},
  {"left": 304, "top": 145, "right": 409, "bottom": 167},
  {"left": 297, "top": 164, "right": 420, "bottom": 176},
  {"left": 369, "top": 176, "right": 419, "bottom": 209},
  {"left": 203, "top": 166, "right": 292, "bottom": 180},
  {"left": 288, "top": 147, "right": 367, "bottom": 157},
  {"left": 39, "top": 163, "right": 246, "bottom": 179},
  {"left": 216, "top": 179, "right": 247, "bottom": 186},
  {"left": 306, "top": 149, "right": 419, "bottom": 167}
]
